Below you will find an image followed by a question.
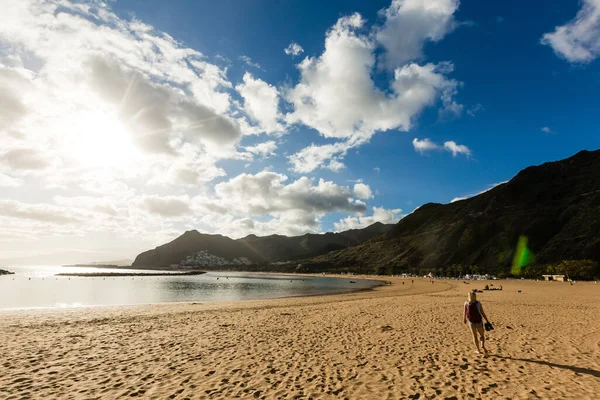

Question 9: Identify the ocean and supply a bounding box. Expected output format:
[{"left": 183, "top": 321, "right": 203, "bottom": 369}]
[{"left": 0, "top": 266, "right": 382, "bottom": 310}]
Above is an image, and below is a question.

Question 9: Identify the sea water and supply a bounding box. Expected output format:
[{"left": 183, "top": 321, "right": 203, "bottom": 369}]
[{"left": 0, "top": 266, "right": 382, "bottom": 310}]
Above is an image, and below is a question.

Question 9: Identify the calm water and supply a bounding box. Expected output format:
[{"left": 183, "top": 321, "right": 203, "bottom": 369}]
[{"left": 0, "top": 266, "right": 382, "bottom": 310}]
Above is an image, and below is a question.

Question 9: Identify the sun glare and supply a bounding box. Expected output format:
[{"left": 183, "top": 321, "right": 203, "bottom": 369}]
[{"left": 67, "top": 112, "right": 142, "bottom": 170}]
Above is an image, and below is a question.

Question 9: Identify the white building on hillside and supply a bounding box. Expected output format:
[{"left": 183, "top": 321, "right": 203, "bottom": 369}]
[{"left": 180, "top": 251, "right": 252, "bottom": 268}]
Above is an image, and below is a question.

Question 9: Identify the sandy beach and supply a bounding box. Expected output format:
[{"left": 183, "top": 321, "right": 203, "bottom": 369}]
[{"left": 0, "top": 278, "right": 598, "bottom": 399}]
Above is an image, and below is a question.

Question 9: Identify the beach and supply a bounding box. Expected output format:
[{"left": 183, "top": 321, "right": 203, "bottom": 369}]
[{"left": 0, "top": 278, "right": 598, "bottom": 399}]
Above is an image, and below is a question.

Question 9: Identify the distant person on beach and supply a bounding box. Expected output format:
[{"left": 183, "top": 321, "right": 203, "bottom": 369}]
[{"left": 463, "top": 292, "right": 490, "bottom": 354}]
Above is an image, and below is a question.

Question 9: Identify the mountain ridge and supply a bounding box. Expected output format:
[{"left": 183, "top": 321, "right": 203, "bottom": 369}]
[
  {"left": 131, "top": 222, "right": 393, "bottom": 269},
  {"left": 308, "top": 149, "right": 600, "bottom": 276},
  {"left": 132, "top": 149, "right": 600, "bottom": 277}
]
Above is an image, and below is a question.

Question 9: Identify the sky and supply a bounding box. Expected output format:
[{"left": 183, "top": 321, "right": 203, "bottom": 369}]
[{"left": 1, "top": 0, "right": 599, "bottom": 261}]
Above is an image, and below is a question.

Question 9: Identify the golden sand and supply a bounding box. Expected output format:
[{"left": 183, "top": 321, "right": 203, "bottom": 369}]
[{"left": 0, "top": 278, "right": 598, "bottom": 399}]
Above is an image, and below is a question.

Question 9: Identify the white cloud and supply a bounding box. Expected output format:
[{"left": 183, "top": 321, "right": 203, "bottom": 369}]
[
  {"left": 284, "top": 42, "right": 304, "bottom": 56},
  {"left": 179, "top": 171, "right": 373, "bottom": 238},
  {"left": 327, "top": 159, "right": 346, "bottom": 172},
  {"left": 0, "top": 0, "right": 469, "bottom": 258},
  {"left": 541, "top": 0, "right": 600, "bottom": 63},
  {"left": 0, "top": 147, "right": 49, "bottom": 170},
  {"left": 466, "top": 103, "right": 484, "bottom": 117},
  {"left": 194, "top": 212, "right": 322, "bottom": 238},
  {"left": 285, "top": 5, "right": 461, "bottom": 172},
  {"left": 334, "top": 206, "right": 403, "bottom": 231},
  {"left": 0, "top": 0, "right": 257, "bottom": 258},
  {"left": 88, "top": 56, "right": 241, "bottom": 154},
  {"left": 443, "top": 141, "right": 471, "bottom": 157},
  {"left": 450, "top": 181, "right": 508, "bottom": 203},
  {"left": 0, "top": 66, "right": 31, "bottom": 132},
  {"left": 141, "top": 195, "right": 192, "bottom": 217},
  {"left": 0, "top": 192, "right": 190, "bottom": 259},
  {"left": 439, "top": 86, "right": 464, "bottom": 117},
  {"left": 354, "top": 183, "right": 374, "bottom": 199},
  {"left": 244, "top": 141, "right": 278, "bottom": 158},
  {"left": 53, "top": 195, "right": 122, "bottom": 217},
  {"left": 0, "top": 173, "right": 23, "bottom": 187},
  {"left": 412, "top": 138, "right": 441, "bottom": 154},
  {"left": 286, "top": 16, "right": 459, "bottom": 140},
  {"left": 288, "top": 142, "right": 350, "bottom": 173},
  {"left": 413, "top": 138, "right": 470, "bottom": 157},
  {"left": 235, "top": 73, "right": 282, "bottom": 134},
  {"left": 541, "top": 126, "right": 557, "bottom": 134},
  {"left": 376, "top": 0, "right": 459, "bottom": 69},
  {"left": 147, "top": 143, "right": 227, "bottom": 187},
  {"left": 240, "top": 55, "right": 262, "bottom": 69},
  {"left": 0, "top": 0, "right": 241, "bottom": 194},
  {"left": 206, "top": 171, "right": 366, "bottom": 216},
  {"left": 0, "top": 199, "right": 80, "bottom": 224}
]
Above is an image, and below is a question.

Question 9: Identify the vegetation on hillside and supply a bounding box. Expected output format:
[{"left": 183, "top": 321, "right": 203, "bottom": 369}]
[
  {"left": 132, "top": 150, "right": 600, "bottom": 279},
  {"left": 310, "top": 150, "right": 600, "bottom": 278}
]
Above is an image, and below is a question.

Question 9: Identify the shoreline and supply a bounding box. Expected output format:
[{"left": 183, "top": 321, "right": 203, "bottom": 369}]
[
  {"left": 55, "top": 270, "right": 207, "bottom": 277},
  {"left": 0, "top": 275, "right": 449, "bottom": 321},
  {"left": 0, "top": 271, "right": 388, "bottom": 313}
]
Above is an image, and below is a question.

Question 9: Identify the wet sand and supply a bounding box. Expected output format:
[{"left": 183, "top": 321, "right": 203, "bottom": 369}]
[{"left": 0, "top": 278, "right": 598, "bottom": 399}]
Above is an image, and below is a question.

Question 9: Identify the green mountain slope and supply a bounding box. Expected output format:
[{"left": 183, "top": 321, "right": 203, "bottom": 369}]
[
  {"left": 238, "top": 222, "right": 392, "bottom": 261},
  {"left": 309, "top": 149, "right": 600, "bottom": 276}
]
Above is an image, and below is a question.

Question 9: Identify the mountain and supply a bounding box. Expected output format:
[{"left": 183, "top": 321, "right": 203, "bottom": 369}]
[
  {"left": 131, "top": 222, "right": 393, "bottom": 270},
  {"left": 237, "top": 222, "right": 392, "bottom": 261},
  {"left": 132, "top": 231, "right": 264, "bottom": 269},
  {"left": 309, "top": 149, "right": 600, "bottom": 276}
]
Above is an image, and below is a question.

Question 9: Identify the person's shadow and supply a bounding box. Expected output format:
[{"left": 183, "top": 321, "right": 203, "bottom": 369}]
[{"left": 495, "top": 355, "right": 600, "bottom": 378}]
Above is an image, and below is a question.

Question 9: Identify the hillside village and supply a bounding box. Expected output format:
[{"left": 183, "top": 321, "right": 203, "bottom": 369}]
[{"left": 178, "top": 250, "right": 252, "bottom": 268}]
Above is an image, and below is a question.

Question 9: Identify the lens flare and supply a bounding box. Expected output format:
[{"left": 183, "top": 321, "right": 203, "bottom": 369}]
[{"left": 511, "top": 236, "right": 535, "bottom": 275}]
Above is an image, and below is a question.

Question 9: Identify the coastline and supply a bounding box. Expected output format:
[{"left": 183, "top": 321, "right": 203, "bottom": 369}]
[
  {"left": 0, "top": 270, "right": 386, "bottom": 312},
  {"left": 55, "top": 270, "right": 207, "bottom": 277},
  {"left": 0, "top": 278, "right": 598, "bottom": 399}
]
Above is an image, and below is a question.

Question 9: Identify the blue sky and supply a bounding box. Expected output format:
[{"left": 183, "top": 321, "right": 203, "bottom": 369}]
[
  {"left": 0, "top": 0, "right": 599, "bottom": 260},
  {"left": 115, "top": 0, "right": 598, "bottom": 176},
  {"left": 112, "top": 0, "right": 599, "bottom": 227}
]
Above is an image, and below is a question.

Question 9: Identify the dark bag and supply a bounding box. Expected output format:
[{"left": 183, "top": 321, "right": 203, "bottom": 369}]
[
  {"left": 484, "top": 322, "right": 493, "bottom": 331},
  {"left": 466, "top": 301, "right": 482, "bottom": 323}
]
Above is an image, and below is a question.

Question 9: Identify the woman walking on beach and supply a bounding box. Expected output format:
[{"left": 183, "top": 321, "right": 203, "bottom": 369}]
[{"left": 463, "top": 292, "right": 490, "bottom": 354}]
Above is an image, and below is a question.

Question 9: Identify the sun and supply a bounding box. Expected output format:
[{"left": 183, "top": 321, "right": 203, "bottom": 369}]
[{"left": 66, "top": 111, "right": 142, "bottom": 170}]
